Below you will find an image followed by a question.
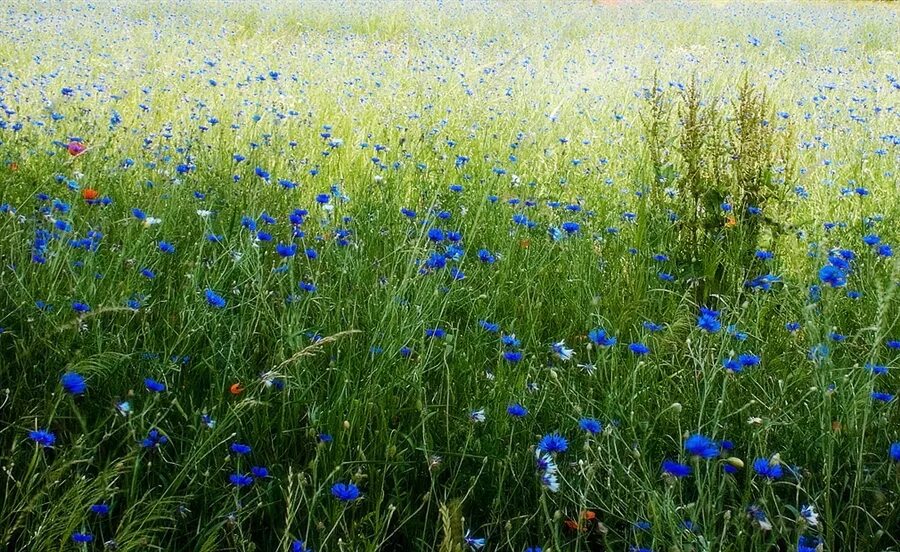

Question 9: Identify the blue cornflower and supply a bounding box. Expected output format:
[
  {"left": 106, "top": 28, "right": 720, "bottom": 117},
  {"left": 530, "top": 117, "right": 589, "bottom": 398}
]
[
  {"left": 230, "top": 443, "right": 252, "bottom": 455},
  {"left": 561, "top": 221, "right": 580, "bottom": 234},
  {"left": 276, "top": 243, "right": 297, "bottom": 257},
  {"left": 863, "top": 234, "right": 881, "bottom": 246},
  {"left": 331, "top": 482, "right": 361, "bottom": 502},
  {"left": 229, "top": 473, "right": 254, "bottom": 487},
  {"left": 798, "top": 536, "right": 821, "bottom": 552},
  {"left": 808, "top": 343, "right": 830, "bottom": 362},
  {"left": 477, "top": 249, "right": 496, "bottom": 264},
  {"left": 550, "top": 341, "right": 574, "bottom": 361},
  {"left": 818, "top": 265, "right": 846, "bottom": 287},
  {"left": 478, "top": 320, "right": 499, "bottom": 332},
  {"left": 684, "top": 434, "right": 718, "bottom": 459},
  {"left": 537, "top": 433, "right": 568, "bottom": 453},
  {"left": 727, "top": 325, "right": 749, "bottom": 341},
  {"left": 872, "top": 391, "right": 895, "bottom": 402},
  {"left": 503, "top": 350, "right": 523, "bottom": 363},
  {"left": 507, "top": 403, "right": 528, "bottom": 417},
  {"left": 629, "top": 342, "right": 650, "bottom": 356},
  {"left": 90, "top": 503, "right": 110, "bottom": 516},
  {"left": 747, "top": 504, "right": 771, "bottom": 529},
  {"left": 425, "top": 327, "right": 446, "bottom": 339},
  {"left": 241, "top": 216, "right": 258, "bottom": 230},
  {"left": 662, "top": 459, "right": 692, "bottom": 478},
  {"left": 697, "top": 307, "right": 721, "bottom": 333},
  {"left": 251, "top": 466, "right": 269, "bottom": 478},
  {"left": 144, "top": 378, "right": 165, "bottom": 393},
  {"left": 889, "top": 442, "right": 900, "bottom": 462},
  {"left": 72, "top": 301, "right": 91, "bottom": 313},
  {"left": 800, "top": 504, "right": 819, "bottom": 527},
  {"left": 427, "top": 228, "right": 445, "bottom": 242},
  {"left": 298, "top": 281, "right": 317, "bottom": 293},
  {"left": 60, "top": 372, "right": 87, "bottom": 395},
  {"left": 587, "top": 328, "right": 616, "bottom": 347},
  {"left": 71, "top": 533, "right": 93, "bottom": 543},
  {"left": 140, "top": 428, "right": 168, "bottom": 448},
  {"left": 578, "top": 418, "right": 602, "bottom": 434},
  {"left": 745, "top": 274, "right": 781, "bottom": 292},
  {"left": 463, "top": 530, "right": 485, "bottom": 550},
  {"left": 201, "top": 414, "right": 216, "bottom": 429},
  {"left": 501, "top": 334, "right": 521, "bottom": 348},
  {"left": 29, "top": 429, "right": 56, "bottom": 447},
  {"left": 865, "top": 363, "right": 888, "bottom": 375},
  {"left": 723, "top": 357, "right": 743, "bottom": 373},
  {"left": 752, "top": 457, "right": 783, "bottom": 479},
  {"left": 205, "top": 288, "right": 227, "bottom": 308},
  {"left": 739, "top": 353, "right": 761, "bottom": 367},
  {"left": 291, "top": 540, "right": 310, "bottom": 552}
]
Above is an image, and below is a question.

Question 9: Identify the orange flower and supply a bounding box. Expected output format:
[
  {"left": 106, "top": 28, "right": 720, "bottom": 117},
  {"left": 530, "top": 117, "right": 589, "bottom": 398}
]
[
  {"left": 82, "top": 188, "right": 99, "bottom": 201},
  {"left": 563, "top": 510, "right": 597, "bottom": 532},
  {"left": 229, "top": 383, "right": 243, "bottom": 395},
  {"left": 724, "top": 215, "right": 737, "bottom": 228},
  {"left": 519, "top": 239, "right": 531, "bottom": 249},
  {"left": 9, "top": 162, "right": 18, "bottom": 172}
]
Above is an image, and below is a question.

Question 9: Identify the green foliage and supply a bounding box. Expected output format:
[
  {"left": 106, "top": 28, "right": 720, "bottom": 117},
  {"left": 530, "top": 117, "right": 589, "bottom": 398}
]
[{"left": 0, "top": 1, "right": 899, "bottom": 551}]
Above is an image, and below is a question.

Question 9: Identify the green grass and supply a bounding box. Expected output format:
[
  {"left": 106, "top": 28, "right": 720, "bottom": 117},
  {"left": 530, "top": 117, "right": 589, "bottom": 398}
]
[{"left": 0, "top": 0, "right": 899, "bottom": 550}]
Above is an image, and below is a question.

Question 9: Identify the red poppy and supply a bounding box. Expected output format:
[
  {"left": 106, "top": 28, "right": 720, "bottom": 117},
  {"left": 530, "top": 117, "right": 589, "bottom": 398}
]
[
  {"left": 82, "top": 188, "right": 99, "bottom": 201},
  {"left": 563, "top": 510, "right": 598, "bottom": 532},
  {"left": 67, "top": 141, "right": 87, "bottom": 157},
  {"left": 229, "top": 383, "right": 243, "bottom": 395}
]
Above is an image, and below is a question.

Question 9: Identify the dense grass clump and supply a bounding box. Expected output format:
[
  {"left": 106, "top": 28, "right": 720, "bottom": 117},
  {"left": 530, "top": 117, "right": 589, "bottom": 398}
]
[{"left": 1, "top": 0, "right": 899, "bottom": 550}]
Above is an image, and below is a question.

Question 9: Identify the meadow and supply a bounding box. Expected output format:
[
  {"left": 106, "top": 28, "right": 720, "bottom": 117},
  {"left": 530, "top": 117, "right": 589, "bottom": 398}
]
[{"left": 0, "top": 0, "right": 899, "bottom": 550}]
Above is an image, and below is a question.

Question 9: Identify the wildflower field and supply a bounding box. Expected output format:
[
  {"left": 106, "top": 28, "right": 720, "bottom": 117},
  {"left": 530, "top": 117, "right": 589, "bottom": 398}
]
[{"left": 1, "top": 0, "right": 899, "bottom": 550}]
